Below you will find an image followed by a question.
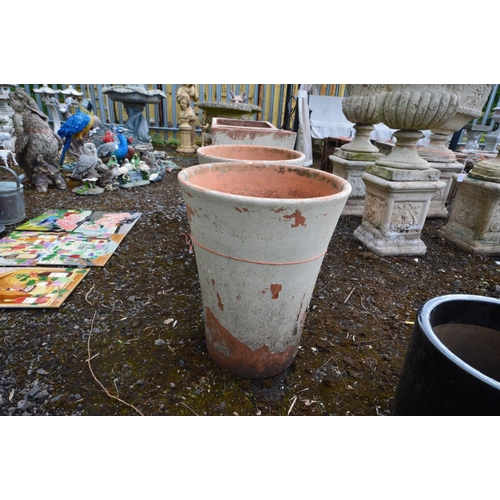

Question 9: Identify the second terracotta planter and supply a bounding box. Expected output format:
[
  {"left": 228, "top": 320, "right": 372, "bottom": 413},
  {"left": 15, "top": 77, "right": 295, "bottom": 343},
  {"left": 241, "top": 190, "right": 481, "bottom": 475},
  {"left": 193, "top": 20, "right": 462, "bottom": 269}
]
[
  {"left": 178, "top": 162, "right": 351, "bottom": 379},
  {"left": 196, "top": 144, "right": 306, "bottom": 166}
]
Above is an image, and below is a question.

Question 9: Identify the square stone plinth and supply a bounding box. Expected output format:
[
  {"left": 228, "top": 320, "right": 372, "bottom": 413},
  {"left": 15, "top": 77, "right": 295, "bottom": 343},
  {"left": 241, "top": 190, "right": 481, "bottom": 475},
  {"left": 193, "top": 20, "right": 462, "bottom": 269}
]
[
  {"left": 353, "top": 172, "right": 446, "bottom": 256},
  {"left": 426, "top": 161, "right": 464, "bottom": 218},
  {"left": 438, "top": 175, "right": 500, "bottom": 255},
  {"left": 330, "top": 153, "right": 377, "bottom": 217}
]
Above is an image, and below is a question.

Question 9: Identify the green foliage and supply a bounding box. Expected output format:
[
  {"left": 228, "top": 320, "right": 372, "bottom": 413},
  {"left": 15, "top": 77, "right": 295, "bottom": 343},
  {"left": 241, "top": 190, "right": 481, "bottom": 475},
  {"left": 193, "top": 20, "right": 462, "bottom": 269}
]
[
  {"left": 166, "top": 137, "right": 181, "bottom": 147},
  {"left": 150, "top": 133, "right": 167, "bottom": 148}
]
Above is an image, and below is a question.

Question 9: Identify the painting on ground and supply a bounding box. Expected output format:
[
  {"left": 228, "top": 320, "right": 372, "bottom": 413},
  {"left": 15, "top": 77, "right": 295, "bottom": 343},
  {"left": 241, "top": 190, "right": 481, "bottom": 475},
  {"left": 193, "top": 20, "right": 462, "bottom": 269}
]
[
  {"left": 0, "top": 267, "right": 89, "bottom": 308},
  {"left": 0, "top": 231, "right": 122, "bottom": 267},
  {"left": 15, "top": 210, "right": 93, "bottom": 232},
  {"left": 1, "top": 211, "right": 142, "bottom": 267}
]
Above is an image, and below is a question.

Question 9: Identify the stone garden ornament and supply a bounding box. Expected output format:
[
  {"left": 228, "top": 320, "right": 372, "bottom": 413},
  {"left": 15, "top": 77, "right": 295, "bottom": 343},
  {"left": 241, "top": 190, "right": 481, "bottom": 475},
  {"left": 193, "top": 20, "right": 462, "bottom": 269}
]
[
  {"left": 330, "top": 84, "right": 387, "bottom": 216},
  {"left": 418, "top": 85, "right": 493, "bottom": 218},
  {"left": 438, "top": 142, "right": 500, "bottom": 255},
  {"left": 353, "top": 84, "right": 491, "bottom": 257},
  {"left": 176, "top": 84, "right": 199, "bottom": 153}
]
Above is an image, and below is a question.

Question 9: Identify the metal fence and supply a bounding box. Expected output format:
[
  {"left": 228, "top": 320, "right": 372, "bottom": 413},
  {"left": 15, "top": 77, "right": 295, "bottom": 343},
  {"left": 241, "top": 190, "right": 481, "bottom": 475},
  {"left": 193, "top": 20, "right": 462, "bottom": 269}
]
[
  {"left": 15, "top": 84, "right": 500, "bottom": 146},
  {"left": 18, "top": 84, "right": 347, "bottom": 140}
]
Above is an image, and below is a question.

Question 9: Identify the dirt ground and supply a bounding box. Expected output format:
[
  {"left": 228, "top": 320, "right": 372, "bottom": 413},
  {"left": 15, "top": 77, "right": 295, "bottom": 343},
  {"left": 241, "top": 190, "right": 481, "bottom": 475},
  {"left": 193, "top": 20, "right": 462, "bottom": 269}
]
[{"left": 1, "top": 146, "right": 499, "bottom": 416}]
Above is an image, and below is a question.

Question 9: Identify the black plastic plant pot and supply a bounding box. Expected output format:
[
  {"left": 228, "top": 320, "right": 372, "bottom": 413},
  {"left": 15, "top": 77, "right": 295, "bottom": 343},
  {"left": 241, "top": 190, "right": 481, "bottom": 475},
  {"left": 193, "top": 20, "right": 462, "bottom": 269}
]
[{"left": 392, "top": 294, "right": 500, "bottom": 416}]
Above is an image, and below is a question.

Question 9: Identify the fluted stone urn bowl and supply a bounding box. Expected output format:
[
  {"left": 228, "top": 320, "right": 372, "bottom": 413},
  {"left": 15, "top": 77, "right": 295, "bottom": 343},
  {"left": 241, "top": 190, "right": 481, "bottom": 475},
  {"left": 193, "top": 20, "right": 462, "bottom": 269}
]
[
  {"left": 420, "top": 85, "right": 493, "bottom": 161},
  {"left": 431, "top": 84, "right": 493, "bottom": 136},
  {"left": 341, "top": 84, "right": 389, "bottom": 154},
  {"left": 374, "top": 84, "right": 464, "bottom": 171}
]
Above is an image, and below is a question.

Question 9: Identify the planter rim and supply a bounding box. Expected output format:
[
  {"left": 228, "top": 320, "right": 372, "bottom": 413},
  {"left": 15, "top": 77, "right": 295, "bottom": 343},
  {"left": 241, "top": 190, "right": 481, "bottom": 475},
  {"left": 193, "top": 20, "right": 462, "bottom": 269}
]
[
  {"left": 197, "top": 144, "right": 306, "bottom": 161},
  {"left": 419, "top": 294, "right": 500, "bottom": 390},
  {"left": 178, "top": 162, "right": 352, "bottom": 204}
]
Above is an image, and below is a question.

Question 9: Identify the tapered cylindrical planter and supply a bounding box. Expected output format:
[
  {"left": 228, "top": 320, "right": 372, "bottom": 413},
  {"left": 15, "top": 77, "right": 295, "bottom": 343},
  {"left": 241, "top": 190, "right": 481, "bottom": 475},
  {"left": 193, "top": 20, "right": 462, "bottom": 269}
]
[
  {"left": 196, "top": 144, "right": 306, "bottom": 166},
  {"left": 178, "top": 162, "right": 351, "bottom": 379},
  {"left": 393, "top": 294, "right": 500, "bottom": 415}
]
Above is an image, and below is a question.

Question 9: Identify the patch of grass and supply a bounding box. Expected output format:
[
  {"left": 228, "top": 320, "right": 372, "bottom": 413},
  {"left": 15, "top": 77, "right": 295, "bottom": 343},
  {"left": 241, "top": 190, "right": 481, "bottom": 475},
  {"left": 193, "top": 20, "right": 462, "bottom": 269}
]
[
  {"left": 166, "top": 137, "right": 181, "bottom": 148},
  {"left": 151, "top": 133, "right": 167, "bottom": 148}
]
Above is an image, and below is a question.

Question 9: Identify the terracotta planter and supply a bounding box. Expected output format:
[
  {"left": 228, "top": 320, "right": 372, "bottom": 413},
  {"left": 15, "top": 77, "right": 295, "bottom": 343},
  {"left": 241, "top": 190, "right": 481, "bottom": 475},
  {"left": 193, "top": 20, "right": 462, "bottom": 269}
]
[
  {"left": 211, "top": 118, "right": 297, "bottom": 150},
  {"left": 393, "top": 294, "right": 500, "bottom": 415},
  {"left": 196, "top": 144, "right": 305, "bottom": 166},
  {"left": 178, "top": 162, "right": 351, "bottom": 378}
]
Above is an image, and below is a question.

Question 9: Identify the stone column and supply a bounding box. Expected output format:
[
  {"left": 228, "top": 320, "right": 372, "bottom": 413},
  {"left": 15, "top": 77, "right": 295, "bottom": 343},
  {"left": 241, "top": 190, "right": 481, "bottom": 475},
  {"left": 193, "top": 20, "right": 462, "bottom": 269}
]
[{"left": 177, "top": 117, "right": 195, "bottom": 153}]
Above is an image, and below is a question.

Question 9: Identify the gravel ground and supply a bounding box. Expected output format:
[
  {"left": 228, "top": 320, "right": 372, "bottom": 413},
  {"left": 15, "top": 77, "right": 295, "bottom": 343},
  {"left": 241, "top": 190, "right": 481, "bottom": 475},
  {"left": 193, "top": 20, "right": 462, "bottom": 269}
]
[{"left": 1, "top": 147, "right": 500, "bottom": 416}]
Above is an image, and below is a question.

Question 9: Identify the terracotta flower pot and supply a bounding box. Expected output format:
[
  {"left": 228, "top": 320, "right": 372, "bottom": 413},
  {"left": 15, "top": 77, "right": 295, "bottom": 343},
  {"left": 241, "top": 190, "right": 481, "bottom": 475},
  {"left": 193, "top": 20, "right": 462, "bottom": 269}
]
[
  {"left": 392, "top": 294, "right": 500, "bottom": 415},
  {"left": 178, "top": 162, "right": 351, "bottom": 378},
  {"left": 196, "top": 144, "right": 305, "bottom": 166}
]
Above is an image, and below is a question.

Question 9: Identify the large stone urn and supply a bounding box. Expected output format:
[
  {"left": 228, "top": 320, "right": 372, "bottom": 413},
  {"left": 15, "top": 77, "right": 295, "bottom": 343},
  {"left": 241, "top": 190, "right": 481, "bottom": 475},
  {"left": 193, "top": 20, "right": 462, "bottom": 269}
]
[
  {"left": 418, "top": 85, "right": 493, "bottom": 218},
  {"left": 353, "top": 85, "right": 469, "bottom": 256},
  {"left": 438, "top": 144, "right": 500, "bottom": 255},
  {"left": 330, "top": 84, "right": 388, "bottom": 216}
]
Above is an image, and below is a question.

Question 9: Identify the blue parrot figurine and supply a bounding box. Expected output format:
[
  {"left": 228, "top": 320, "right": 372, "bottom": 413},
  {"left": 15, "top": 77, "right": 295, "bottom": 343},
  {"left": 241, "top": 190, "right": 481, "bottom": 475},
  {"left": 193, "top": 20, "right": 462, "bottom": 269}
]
[
  {"left": 97, "top": 127, "right": 130, "bottom": 162},
  {"left": 57, "top": 99, "right": 95, "bottom": 166}
]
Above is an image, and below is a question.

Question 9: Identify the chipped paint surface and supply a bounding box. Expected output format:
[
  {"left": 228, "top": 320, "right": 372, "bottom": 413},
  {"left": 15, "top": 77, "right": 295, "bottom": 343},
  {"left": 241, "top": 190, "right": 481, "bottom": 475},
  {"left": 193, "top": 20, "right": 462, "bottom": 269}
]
[
  {"left": 270, "top": 284, "right": 282, "bottom": 299},
  {"left": 205, "top": 307, "right": 299, "bottom": 379},
  {"left": 217, "top": 292, "right": 224, "bottom": 311},
  {"left": 283, "top": 209, "right": 306, "bottom": 228},
  {"left": 185, "top": 204, "right": 197, "bottom": 222},
  {"left": 178, "top": 162, "right": 352, "bottom": 379},
  {"left": 211, "top": 118, "right": 297, "bottom": 150}
]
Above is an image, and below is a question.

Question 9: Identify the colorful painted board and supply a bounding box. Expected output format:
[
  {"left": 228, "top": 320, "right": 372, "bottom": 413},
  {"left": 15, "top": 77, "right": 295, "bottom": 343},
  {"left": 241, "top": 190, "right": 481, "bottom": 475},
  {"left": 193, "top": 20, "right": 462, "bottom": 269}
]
[
  {"left": 72, "top": 211, "right": 141, "bottom": 239},
  {"left": 0, "top": 232, "right": 62, "bottom": 266},
  {"left": 15, "top": 210, "right": 93, "bottom": 232},
  {"left": 1, "top": 211, "right": 142, "bottom": 268},
  {"left": 0, "top": 231, "right": 122, "bottom": 267},
  {"left": 0, "top": 267, "right": 89, "bottom": 308}
]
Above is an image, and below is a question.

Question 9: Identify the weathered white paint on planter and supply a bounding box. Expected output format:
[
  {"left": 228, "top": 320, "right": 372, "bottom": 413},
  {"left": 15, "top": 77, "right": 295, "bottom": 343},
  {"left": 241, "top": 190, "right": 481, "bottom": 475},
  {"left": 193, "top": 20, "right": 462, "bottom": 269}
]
[
  {"left": 196, "top": 144, "right": 305, "bottom": 167},
  {"left": 178, "top": 162, "right": 351, "bottom": 378},
  {"left": 211, "top": 117, "right": 297, "bottom": 150}
]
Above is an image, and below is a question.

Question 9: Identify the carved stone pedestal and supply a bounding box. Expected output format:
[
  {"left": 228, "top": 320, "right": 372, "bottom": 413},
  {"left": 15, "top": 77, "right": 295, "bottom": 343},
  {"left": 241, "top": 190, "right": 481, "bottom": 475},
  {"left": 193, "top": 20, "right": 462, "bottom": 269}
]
[
  {"left": 418, "top": 133, "right": 464, "bottom": 218},
  {"left": 463, "top": 124, "right": 491, "bottom": 152},
  {"left": 353, "top": 169, "right": 445, "bottom": 256},
  {"left": 426, "top": 161, "right": 463, "bottom": 218},
  {"left": 329, "top": 148, "right": 383, "bottom": 217},
  {"left": 177, "top": 118, "right": 196, "bottom": 154},
  {"left": 330, "top": 124, "right": 384, "bottom": 216},
  {"left": 354, "top": 128, "right": 445, "bottom": 256},
  {"left": 438, "top": 151, "right": 500, "bottom": 255}
]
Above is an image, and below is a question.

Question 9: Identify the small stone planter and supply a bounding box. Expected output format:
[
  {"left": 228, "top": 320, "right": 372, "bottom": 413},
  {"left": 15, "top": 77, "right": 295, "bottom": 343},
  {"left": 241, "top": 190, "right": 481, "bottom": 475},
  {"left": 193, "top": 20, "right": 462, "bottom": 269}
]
[
  {"left": 196, "top": 144, "right": 305, "bottom": 166},
  {"left": 393, "top": 294, "right": 500, "bottom": 415},
  {"left": 178, "top": 162, "right": 351, "bottom": 378}
]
